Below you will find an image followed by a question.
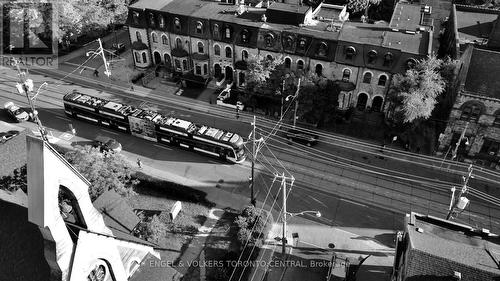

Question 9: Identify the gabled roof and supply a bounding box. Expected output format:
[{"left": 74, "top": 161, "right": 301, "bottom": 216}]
[
  {"left": 93, "top": 190, "right": 141, "bottom": 234},
  {"left": 405, "top": 212, "right": 500, "bottom": 278},
  {"left": 463, "top": 47, "right": 500, "bottom": 98},
  {"left": 0, "top": 193, "right": 61, "bottom": 281}
]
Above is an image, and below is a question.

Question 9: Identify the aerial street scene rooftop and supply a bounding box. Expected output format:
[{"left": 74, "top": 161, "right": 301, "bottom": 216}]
[{"left": 2, "top": 0, "right": 500, "bottom": 280}]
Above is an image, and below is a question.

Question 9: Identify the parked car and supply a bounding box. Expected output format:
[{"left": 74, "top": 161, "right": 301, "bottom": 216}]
[
  {"left": 215, "top": 88, "right": 245, "bottom": 111},
  {"left": 285, "top": 128, "right": 319, "bottom": 147},
  {"left": 4, "top": 102, "right": 29, "bottom": 122},
  {"left": 93, "top": 136, "right": 122, "bottom": 153},
  {"left": 0, "top": 130, "right": 20, "bottom": 143},
  {"left": 110, "top": 43, "right": 126, "bottom": 55}
]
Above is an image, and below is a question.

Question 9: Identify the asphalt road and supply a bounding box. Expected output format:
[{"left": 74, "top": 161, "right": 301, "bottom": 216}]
[{"left": 1, "top": 64, "right": 499, "bottom": 233}]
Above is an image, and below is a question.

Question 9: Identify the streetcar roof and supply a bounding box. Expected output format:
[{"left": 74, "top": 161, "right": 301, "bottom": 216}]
[
  {"left": 65, "top": 91, "right": 106, "bottom": 107},
  {"left": 103, "top": 101, "right": 123, "bottom": 111}
]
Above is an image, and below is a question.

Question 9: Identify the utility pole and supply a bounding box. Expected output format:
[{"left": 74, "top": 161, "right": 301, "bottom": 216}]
[
  {"left": 250, "top": 115, "right": 256, "bottom": 206},
  {"left": 275, "top": 173, "right": 294, "bottom": 258},
  {"left": 292, "top": 78, "right": 301, "bottom": 128},
  {"left": 451, "top": 122, "right": 470, "bottom": 160},
  {"left": 87, "top": 38, "right": 112, "bottom": 77},
  {"left": 280, "top": 79, "right": 285, "bottom": 120},
  {"left": 446, "top": 164, "right": 473, "bottom": 220},
  {"left": 13, "top": 59, "right": 48, "bottom": 142}
]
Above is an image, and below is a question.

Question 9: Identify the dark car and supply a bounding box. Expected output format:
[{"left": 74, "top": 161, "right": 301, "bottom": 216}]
[
  {"left": 93, "top": 136, "right": 122, "bottom": 153},
  {"left": 110, "top": 43, "right": 126, "bottom": 55},
  {"left": 0, "top": 130, "right": 20, "bottom": 143},
  {"left": 285, "top": 128, "right": 319, "bottom": 147}
]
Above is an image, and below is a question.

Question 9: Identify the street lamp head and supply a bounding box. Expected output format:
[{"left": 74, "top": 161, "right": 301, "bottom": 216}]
[{"left": 315, "top": 211, "right": 321, "bottom": 218}]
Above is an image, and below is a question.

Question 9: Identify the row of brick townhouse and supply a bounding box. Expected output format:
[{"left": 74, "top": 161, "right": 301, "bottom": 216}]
[{"left": 125, "top": 0, "right": 432, "bottom": 113}]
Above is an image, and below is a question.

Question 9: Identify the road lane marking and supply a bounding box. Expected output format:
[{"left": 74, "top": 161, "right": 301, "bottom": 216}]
[
  {"left": 54, "top": 115, "right": 71, "bottom": 121},
  {"left": 154, "top": 144, "right": 173, "bottom": 150},
  {"left": 340, "top": 198, "right": 367, "bottom": 208},
  {"left": 101, "top": 129, "right": 119, "bottom": 135},
  {"left": 307, "top": 195, "right": 328, "bottom": 208}
]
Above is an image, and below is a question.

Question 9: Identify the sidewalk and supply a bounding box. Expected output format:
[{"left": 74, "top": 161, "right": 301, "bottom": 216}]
[{"left": 248, "top": 216, "right": 395, "bottom": 281}]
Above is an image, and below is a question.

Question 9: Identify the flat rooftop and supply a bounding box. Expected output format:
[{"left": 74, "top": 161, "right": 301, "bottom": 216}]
[
  {"left": 407, "top": 213, "right": 500, "bottom": 274},
  {"left": 456, "top": 9, "right": 498, "bottom": 45}
]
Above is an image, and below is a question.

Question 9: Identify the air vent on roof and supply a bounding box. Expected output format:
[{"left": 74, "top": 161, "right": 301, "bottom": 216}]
[
  {"left": 416, "top": 227, "right": 424, "bottom": 233},
  {"left": 405, "top": 30, "right": 416, "bottom": 34},
  {"left": 453, "top": 271, "right": 461, "bottom": 281}
]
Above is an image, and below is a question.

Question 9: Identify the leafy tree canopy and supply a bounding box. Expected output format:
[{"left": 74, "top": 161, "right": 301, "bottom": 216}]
[
  {"left": 64, "top": 146, "right": 138, "bottom": 201},
  {"left": 347, "top": 0, "right": 382, "bottom": 14},
  {"left": 234, "top": 205, "right": 273, "bottom": 248}
]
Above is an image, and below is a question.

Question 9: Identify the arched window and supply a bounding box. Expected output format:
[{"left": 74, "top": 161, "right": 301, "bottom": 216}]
[
  {"left": 342, "top": 69, "right": 351, "bottom": 81},
  {"left": 142, "top": 52, "right": 147, "bottom": 63},
  {"left": 297, "top": 39, "right": 306, "bottom": 51},
  {"left": 406, "top": 58, "right": 418, "bottom": 69},
  {"left": 318, "top": 42, "right": 327, "bottom": 56},
  {"left": 136, "top": 31, "right": 142, "bottom": 42},
  {"left": 176, "top": 38, "right": 182, "bottom": 49},
  {"left": 213, "top": 24, "right": 220, "bottom": 38},
  {"left": 174, "top": 17, "right": 181, "bottom": 31},
  {"left": 315, "top": 64, "right": 323, "bottom": 76},
  {"left": 284, "top": 57, "right": 291, "bottom": 69},
  {"left": 460, "top": 103, "right": 482, "bottom": 121},
  {"left": 367, "top": 50, "right": 377, "bottom": 64},
  {"left": 151, "top": 32, "right": 158, "bottom": 43},
  {"left": 132, "top": 11, "right": 139, "bottom": 24},
  {"left": 196, "top": 21, "right": 203, "bottom": 34},
  {"left": 214, "top": 44, "right": 221, "bottom": 56},
  {"left": 203, "top": 64, "right": 208, "bottom": 75},
  {"left": 196, "top": 64, "right": 202, "bottom": 75},
  {"left": 225, "top": 27, "right": 231, "bottom": 39},
  {"left": 363, "top": 72, "right": 372, "bottom": 84},
  {"left": 149, "top": 13, "right": 155, "bottom": 26},
  {"left": 266, "top": 54, "right": 273, "bottom": 61},
  {"left": 162, "top": 34, "right": 168, "bottom": 45},
  {"left": 378, "top": 75, "right": 387, "bottom": 86},
  {"left": 242, "top": 29, "right": 250, "bottom": 43},
  {"left": 134, "top": 52, "right": 140, "bottom": 63},
  {"left": 225, "top": 46, "right": 232, "bottom": 58},
  {"left": 242, "top": 50, "right": 249, "bottom": 61},
  {"left": 297, "top": 60, "right": 304, "bottom": 70},
  {"left": 383, "top": 52, "right": 393, "bottom": 66},
  {"left": 159, "top": 16, "right": 165, "bottom": 28},
  {"left": 265, "top": 33, "right": 274, "bottom": 47},
  {"left": 182, "top": 60, "right": 187, "bottom": 70},
  {"left": 345, "top": 46, "right": 356, "bottom": 60},
  {"left": 198, "top": 42, "right": 204, "bottom": 53}
]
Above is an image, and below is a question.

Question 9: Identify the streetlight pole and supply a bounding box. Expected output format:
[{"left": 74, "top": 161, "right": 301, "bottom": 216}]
[
  {"left": 292, "top": 78, "right": 301, "bottom": 128},
  {"left": 13, "top": 59, "right": 48, "bottom": 142},
  {"left": 281, "top": 173, "right": 288, "bottom": 257},
  {"left": 446, "top": 164, "right": 473, "bottom": 220},
  {"left": 250, "top": 115, "right": 256, "bottom": 206}
]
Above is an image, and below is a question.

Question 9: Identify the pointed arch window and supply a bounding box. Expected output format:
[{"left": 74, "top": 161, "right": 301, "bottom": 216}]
[
  {"left": 242, "top": 50, "right": 249, "bottom": 61},
  {"left": 284, "top": 57, "right": 291, "bottom": 69},
  {"left": 297, "top": 60, "right": 304, "bottom": 70},
  {"left": 214, "top": 44, "right": 221, "bottom": 56},
  {"left": 363, "top": 72, "right": 372, "bottom": 84},
  {"left": 162, "top": 35, "right": 168, "bottom": 45},
  {"left": 151, "top": 32, "right": 158, "bottom": 43},
  {"left": 378, "top": 75, "right": 387, "bottom": 86},
  {"left": 225, "top": 46, "right": 232, "bottom": 58}
]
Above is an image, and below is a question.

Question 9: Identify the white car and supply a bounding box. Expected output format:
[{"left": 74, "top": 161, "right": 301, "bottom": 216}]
[{"left": 4, "top": 102, "right": 29, "bottom": 122}]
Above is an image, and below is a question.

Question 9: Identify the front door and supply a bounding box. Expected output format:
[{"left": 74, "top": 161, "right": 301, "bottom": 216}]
[
  {"left": 225, "top": 66, "right": 233, "bottom": 82},
  {"left": 356, "top": 93, "right": 368, "bottom": 110}
]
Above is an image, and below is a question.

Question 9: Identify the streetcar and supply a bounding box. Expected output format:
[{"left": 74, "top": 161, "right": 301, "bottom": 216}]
[{"left": 62, "top": 90, "right": 247, "bottom": 163}]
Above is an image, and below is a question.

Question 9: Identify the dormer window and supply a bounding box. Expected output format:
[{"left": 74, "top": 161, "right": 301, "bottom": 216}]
[
  {"left": 159, "top": 16, "right": 165, "bottom": 28},
  {"left": 318, "top": 42, "right": 327, "bottom": 56},
  {"left": 242, "top": 29, "right": 250, "bottom": 43},
  {"left": 174, "top": 18, "right": 181, "bottom": 31},
  {"left": 345, "top": 46, "right": 356, "bottom": 60},
  {"left": 132, "top": 11, "right": 139, "bottom": 24},
  {"left": 406, "top": 58, "right": 418, "bottom": 69},
  {"left": 225, "top": 27, "right": 232, "bottom": 39},
  {"left": 265, "top": 33, "right": 275, "bottom": 47},
  {"left": 383, "top": 52, "right": 393, "bottom": 66},
  {"left": 298, "top": 39, "right": 306, "bottom": 51},
  {"left": 367, "top": 50, "right": 377, "bottom": 64},
  {"left": 214, "top": 24, "right": 220, "bottom": 38},
  {"left": 196, "top": 21, "right": 203, "bottom": 34},
  {"left": 149, "top": 13, "right": 155, "bottom": 27}
]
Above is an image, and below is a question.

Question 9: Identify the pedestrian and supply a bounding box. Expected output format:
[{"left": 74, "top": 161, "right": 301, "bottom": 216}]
[
  {"left": 236, "top": 108, "right": 240, "bottom": 119},
  {"left": 69, "top": 124, "right": 76, "bottom": 136},
  {"left": 137, "top": 158, "right": 142, "bottom": 169},
  {"left": 93, "top": 69, "right": 99, "bottom": 77},
  {"left": 405, "top": 143, "right": 409, "bottom": 151}
]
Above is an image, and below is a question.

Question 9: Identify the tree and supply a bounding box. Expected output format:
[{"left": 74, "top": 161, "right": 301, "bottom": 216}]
[
  {"left": 388, "top": 56, "right": 447, "bottom": 124},
  {"left": 234, "top": 205, "right": 273, "bottom": 249},
  {"left": 64, "top": 146, "right": 138, "bottom": 201},
  {"left": 245, "top": 55, "right": 286, "bottom": 96},
  {"left": 0, "top": 165, "right": 27, "bottom": 193},
  {"left": 296, "top": 74, "right": 340, "bottom": 126},
  {"left": 347, "top": 0, "right": 382, "bottom": 15}
]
